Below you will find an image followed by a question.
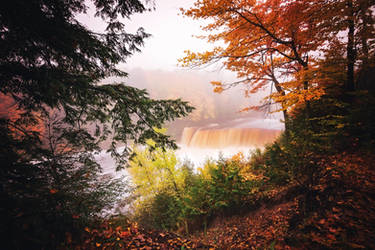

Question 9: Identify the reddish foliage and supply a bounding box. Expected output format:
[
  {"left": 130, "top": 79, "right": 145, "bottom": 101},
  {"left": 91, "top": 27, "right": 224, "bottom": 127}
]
[
  {"left": 68, "top": 221, "right": 213, "bottom": 249},
  {"left": 290, "top": 153, "right": 375, "bottom": 249},
  {"left": 189, "top": 187, "right": 299, "bottom": 249},
  {"left": 188, "top": 152, "right": 375, "bottom": 249}
]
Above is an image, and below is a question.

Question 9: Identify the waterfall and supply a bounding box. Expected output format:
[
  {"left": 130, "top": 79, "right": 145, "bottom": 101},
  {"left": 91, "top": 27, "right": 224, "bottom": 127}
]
[{"left": 181, "top": 127, "right": 281, "bottom": 148}]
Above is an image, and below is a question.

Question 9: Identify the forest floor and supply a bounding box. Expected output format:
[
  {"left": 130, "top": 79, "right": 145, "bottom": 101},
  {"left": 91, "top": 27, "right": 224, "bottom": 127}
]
[
  {"left": 80, "top": 152, "right": 375, "bottom": 249},
  {"left": 80, "top": 187, "right": 299, "bottom": 249},
  {"left": 186, "top": 152, "right": 375, "bottom": 249},
  {"left": 188, "top": 186, "right": 300, "bottom": 249}
]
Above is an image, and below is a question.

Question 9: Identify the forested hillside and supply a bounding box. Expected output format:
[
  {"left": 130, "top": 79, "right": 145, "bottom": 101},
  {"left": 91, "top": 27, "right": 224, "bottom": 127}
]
[{"left": 1, "top": 0, "right": 374, "bottom": 249}]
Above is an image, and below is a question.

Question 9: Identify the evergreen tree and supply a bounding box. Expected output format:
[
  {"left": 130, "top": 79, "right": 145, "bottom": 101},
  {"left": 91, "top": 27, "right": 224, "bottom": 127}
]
[{"left": 0, "top": 0, "right": 193, "bottom": 248}]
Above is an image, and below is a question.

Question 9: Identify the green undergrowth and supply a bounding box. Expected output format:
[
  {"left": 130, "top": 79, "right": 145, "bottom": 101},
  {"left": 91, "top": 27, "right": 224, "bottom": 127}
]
[{"left": 126, "top": 139, "right": 295, "bottom": 235}]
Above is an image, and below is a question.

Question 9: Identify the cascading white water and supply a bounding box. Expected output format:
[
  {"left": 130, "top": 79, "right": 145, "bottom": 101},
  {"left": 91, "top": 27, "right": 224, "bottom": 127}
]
[
  {"left": 181, "top": 127, "right": 281, "bottom": 149},
  {"left": 177, "top": 118, "right": 283, "bottom": 165},
  {"left": 97, "top": 119, "right": 283, "bottom": 170}
]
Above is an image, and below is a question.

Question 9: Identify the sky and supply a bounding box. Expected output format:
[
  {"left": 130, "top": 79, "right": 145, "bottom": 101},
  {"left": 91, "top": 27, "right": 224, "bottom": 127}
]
[
  {"left": 121, "top": 0, "right": 212, "bottom": 71},
  {"left": 78, "top": 0, "right": 212, "bottom": 71}
]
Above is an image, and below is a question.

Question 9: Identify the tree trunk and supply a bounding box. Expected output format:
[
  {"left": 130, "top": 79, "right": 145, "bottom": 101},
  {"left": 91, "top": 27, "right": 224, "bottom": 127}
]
[
  {"left": 359, "top": 0, "right": 371, "bottom": 66},
  {"left": 346, "top": 0, "right": 356, "bottom": 92},
  {"left": 273, "top": 80, "right": 290, "bottom": 135}
]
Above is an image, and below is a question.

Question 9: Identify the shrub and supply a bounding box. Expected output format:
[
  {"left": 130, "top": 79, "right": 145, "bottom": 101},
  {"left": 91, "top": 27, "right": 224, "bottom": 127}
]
[{"left": 129, "top": 149, "right": 264, "bottom": 233}]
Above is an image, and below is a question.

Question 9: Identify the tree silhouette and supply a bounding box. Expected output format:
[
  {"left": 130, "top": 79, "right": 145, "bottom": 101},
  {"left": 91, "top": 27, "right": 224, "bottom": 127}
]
[{"left": 0, "top": 0, "right": 193, "bottom": 248}]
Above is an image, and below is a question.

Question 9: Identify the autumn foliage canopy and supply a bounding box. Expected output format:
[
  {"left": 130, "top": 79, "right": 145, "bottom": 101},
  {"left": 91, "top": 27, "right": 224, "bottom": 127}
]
[{"left": 180, "top": 0, "right": 375, "bottom": 113}]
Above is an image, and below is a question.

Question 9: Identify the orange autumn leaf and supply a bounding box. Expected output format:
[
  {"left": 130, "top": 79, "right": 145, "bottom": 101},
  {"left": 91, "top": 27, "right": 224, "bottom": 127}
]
[
  {"left": 210, "top": 81, "right": 222, "bottom": 86},
  {"left": 213, "top": 86, "right": 224, "bottom": 93},
  {"left": 120, "top": 231, "right": 130, "bottom": 238},
  {"left": 49, "top": 189, "right": 58, "bottom": 194},
  {"left": 0, "top": 93, "right": 45, "bottom": 139}
]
